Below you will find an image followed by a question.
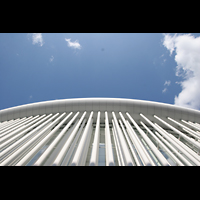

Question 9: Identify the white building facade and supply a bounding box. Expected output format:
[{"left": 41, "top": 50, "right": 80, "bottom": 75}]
[{"left": 1, "top": 98, "right": 200, "bottom": 166}]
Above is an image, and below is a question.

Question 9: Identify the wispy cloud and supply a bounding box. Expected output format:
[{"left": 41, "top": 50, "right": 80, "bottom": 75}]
[
  {"left": 50, "top": 55, "right": 54, "bottom": 62},
  {"left": 162, "top": 88, "right": 167, "bottom": 93},
  {"left": 162, "top": 80, "right": 171, "bottom": 93},
  {"left": 164, "top": 80, "right": 171, "bottom": 86},
  {"left": 65, "top": 38, "right": 81, "bottom": 49},
  {"left": 30, "top": 33, "right": 44, "bottom": 46},
  {"left": 163, "top": 33, "right": 200, "bottom": 110}
]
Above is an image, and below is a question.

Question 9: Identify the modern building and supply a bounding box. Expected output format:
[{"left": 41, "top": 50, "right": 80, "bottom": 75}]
[{"left": 1, "top": 98, "right": 200, "bottom": 166}]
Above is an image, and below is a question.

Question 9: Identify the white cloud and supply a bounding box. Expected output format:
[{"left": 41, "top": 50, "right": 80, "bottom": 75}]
[
  {"left": 162, "top": 80, "right": 171, "bottom": 93},
  {"left": 50, "top": 55, "right": 54, "bottom": 62},
  {"left": 163, "top": 33, "right": 200, "bottom": 110},
  {"left": 31, "top": 33, "right": 44, "bottom": 46},
  {"left": 164, "top": 80, "right": 171, "bottom": 86},
  {"left": 163, "top": 33, "right": 177, "bottom": 56},
  {"left": 162, "top": 88, "right": 167, "bottom": 93},
  {"left": 65, "top": 38, "right": 81, "bottom": 49}
]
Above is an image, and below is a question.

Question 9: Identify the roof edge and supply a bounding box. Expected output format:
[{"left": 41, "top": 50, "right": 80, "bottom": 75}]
[{"left": 1, "top": 97, "right": 200, "bottom": 114}]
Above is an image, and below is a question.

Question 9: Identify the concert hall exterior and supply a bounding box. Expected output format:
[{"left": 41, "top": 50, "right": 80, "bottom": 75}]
[{"left": 1, "top": 98, "right": 200, "bottom": 166}]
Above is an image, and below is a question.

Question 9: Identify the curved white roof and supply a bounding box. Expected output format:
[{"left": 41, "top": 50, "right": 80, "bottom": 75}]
[
  {"left": 0, "top": 98, "right": 200, "bottom": 125},
  {"left": 1, "top": 98, "right": 200, "bottom": 166}
]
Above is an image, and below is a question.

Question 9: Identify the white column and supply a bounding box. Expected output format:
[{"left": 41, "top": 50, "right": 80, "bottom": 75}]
[
  {"left": 168, "top": 117, "right": 200, "bottom": 139},
  {"left": 0, "top": 117, "right": 29, "bottom": 135},
  {"left": 126, "top": 120, "right": 153, "bottom": 166},
  {"left": 112, "top": 119, "right": 125, "bottom": 166},
  {"left": 0, "top": 116, "right": 34, "bottom": 138},
  {"left": 112, "top": 112, "right": 134, "bottom": 166},
  {"left": 126, "top": 113, "right": 155, "bottom": 166},
  {"left": 89, "top": 111, "right": 101, "bottom": 166},
  {"left": 71, "top": 111, "right": 94, "bottom": 166},
  {"left": 154, "top": 115, "right": 200, "bottom": 149},
  {"left": 0, "top": 113, "right": 62, "bottom": 166},
  {"left": 104, "top": 112, "right": 115, "bottom": 166},
  {"left": 0, "top": 119, "right": 17, "bottom": 130},
  {"left": 154, "top": 123, "right": 200, "bottom": 165},
  {"left": 154, "top": 130, "right": 192, "bottom": 166},
  {"left": 0, "top": 118, "right": 26, "bottom": 133},
  {"left": 182, "top": 120, "right": 200, "bottom": 133},
  {"left": 79, "top": 118, "right": 93, "bottom": 166},
  {"left": 119, "top": 120, "right": 140, "bottom": 166},
  {"left": 0, "top": 119, "right": 16, "bottom": 130},
  {"left": 112, "top": 127, "right": 122, "bottom": 166},
  {"left": 1, "top": 115, "right": 40, "bottom": 143},
  {"left": 34, "top": 111, "right": 82, "bottom": 166},
  {"left": 126, "top": 116, "right": 169, "bottom": 166},
  {"left": 167, "top": 130, "right": 200, "bottom": 162},
  {"left": 140, "top": 113, "right": 200, "bottom": 165},
  {"left": 62, "top": 119, "right": 86, "bottom": 166},
  {"left": 119, "top": 112, "right": 151, "bottom": 166},
  {"left": 182, "top": 128, "right": 200, "bottom": 141},
  {"left": 140, "top": 121, "right": 184, "bottom": 166},
  {"left": 16, "top": 112, "right": 73, "bottom": 166},
  {"left": 0, "top": 114, "right": 46, "bottom": 150},
  {"left": 1, "top": 113, "right": 53, "bottom": 161}
]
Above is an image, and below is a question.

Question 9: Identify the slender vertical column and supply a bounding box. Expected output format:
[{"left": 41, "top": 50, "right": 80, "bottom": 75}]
[
  {"left": 79, "top": 118, "right": 93, "bottom": 166},
  {"left": 34, "top": 111, "right": 82, "bottom": 166},
  {"left": 112, "top": 112, "right": 133, "bottom": 166},
  {"left": 1, "top": 113, "right": 53, "bottom": 161},
  {"left": 140, "top": 113, "right": 200, "bottom": 165},
  {"left": 112, "top": 120, "right": 125, "bottom": 166},
  {"left": 0, "top": 118, "right": 25, "bottom": 133},
  {"left": 62, "top": 119, "right": 86, "bottom": 166},
  {"left": 166, "top": 130, "right": 200, "bottom": 162},
  {"left": 104, "top": 112, "right": 115, "bottom": 166},
  {"left": 168, "top": 117, "right": 200, "bottom": 139},
  {"left": 182, "top": 128, "right": 200, "bottom": 140},
  {"left": 119, "top": 112, "right": 149, "bottom": 165},
  {"left": 0, "top": 116, "right": 34, "bottom": 138},
  {"left": 112, "top": 127, "right": 121, "bottom": 166},
  {"left": 140, "top": 121, "right": 184, "bottom": 166},
  {"left": 119, "top": 120, "right": 139, "bottom": 166},
  {"left": 154, "top": 123, "right": 200, "bottom": 165},
  {"left": 125, "top": 113, "right": 155, "bottom": 166},
  {"left": 1, "top": 115, "right": 40, "bottom": 143},
  {"left": 89, "top": 111, "right": 101, "bottom": 166},
  {"left": 154, "top": 130, "right": 192, "bottom": 166},
  {"left": 71, "top": 111, "right": 94, "bottom": 166},
  {"left": 181, "top": 120, "right": 200, "bottom": 132},
  {"left": 154, "top": 115, "right": 200, "bottom": 149},
  {"left": 0, "top": 119, "right": 18, "bottom": 130},
  {"left": 16, "top": 112, "right": 73, "bottom": 166},
  {"left": 0, "top": 113, "right": 62, "bottom": 166},
  {"left": 126, "top": 120, "right": 153, "bottom": 166},
  {"left": 125, "top": 117, "right": 170, "bottom": 166},
  {"left": 0, "top": 119, "right": 16, "bottom": 130},
  {"left": 1, "top": 114, "right": 46, "bottom": 149},
  {"left": 0, "top": 120, "right": 12, "bottom": 128}
]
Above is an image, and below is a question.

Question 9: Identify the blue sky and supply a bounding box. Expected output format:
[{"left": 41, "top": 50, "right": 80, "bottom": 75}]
[{"left": 1, "top": 33, "right": 200, "bottom": 111}]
